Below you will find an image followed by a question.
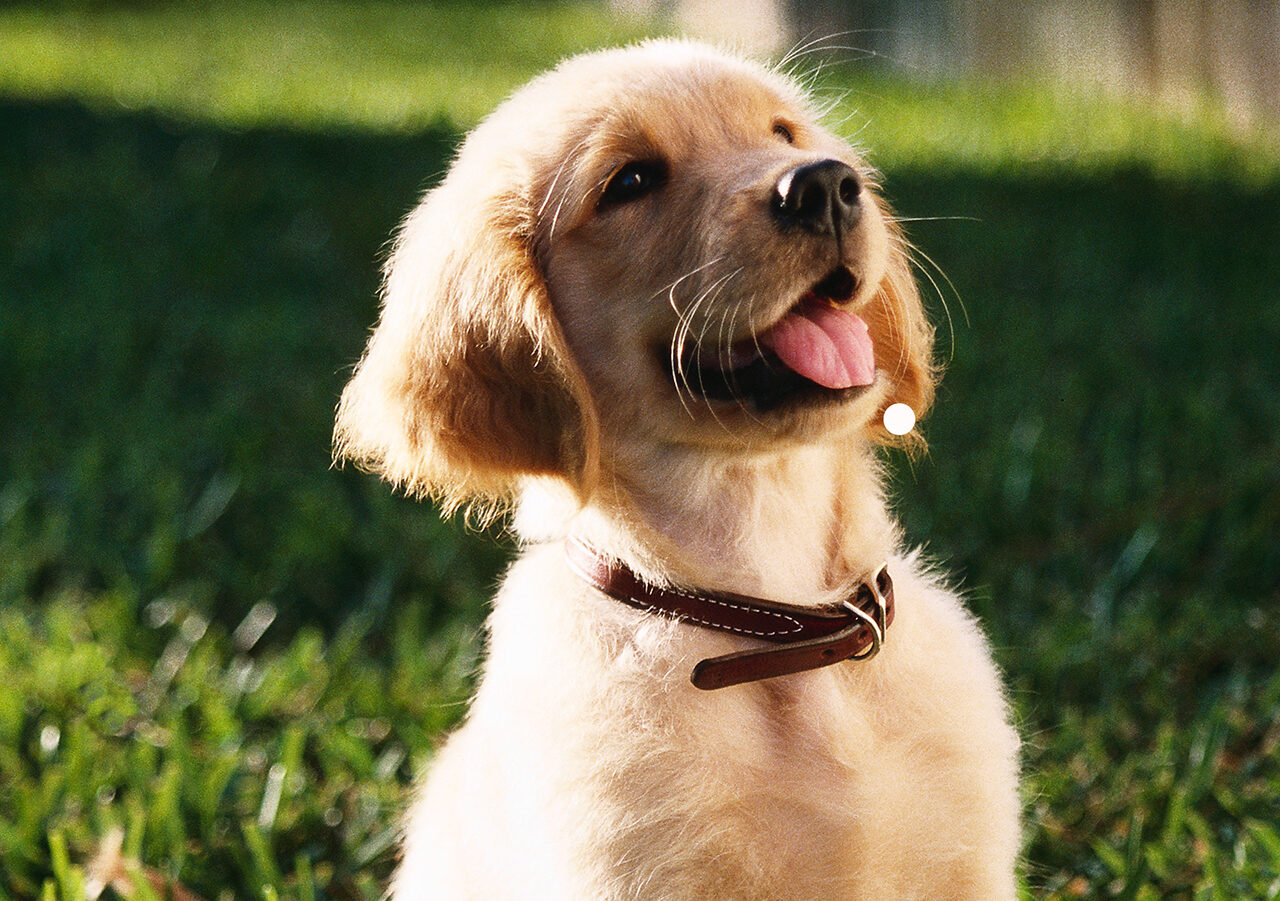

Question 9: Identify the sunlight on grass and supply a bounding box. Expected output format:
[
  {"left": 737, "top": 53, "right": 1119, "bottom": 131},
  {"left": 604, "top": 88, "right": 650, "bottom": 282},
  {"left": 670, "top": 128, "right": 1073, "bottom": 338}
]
[
  {"left": 837, "top": 77, "right": 1280, "bottom": 184},
  {"left": 0, "top": 0, "right": 657, "bottom": 130},
  {"left": 1, "top": 0, "right": 1276, "bottom": 182}
]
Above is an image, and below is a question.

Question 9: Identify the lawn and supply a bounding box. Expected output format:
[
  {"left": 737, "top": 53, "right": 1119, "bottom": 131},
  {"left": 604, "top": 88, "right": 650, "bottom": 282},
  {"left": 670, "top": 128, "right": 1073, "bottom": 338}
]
[{"left": 2, "top": 2, "right": 1278, "bottom": 899}]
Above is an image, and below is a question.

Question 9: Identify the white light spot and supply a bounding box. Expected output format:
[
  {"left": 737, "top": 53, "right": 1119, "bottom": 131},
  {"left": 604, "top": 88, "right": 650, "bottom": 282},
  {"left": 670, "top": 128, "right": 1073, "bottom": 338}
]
[
  {"left": 883, "top": 403, "right": 916, "bottom": 436},
  {"left": 259, "top": 763, "right": 286, "bottom": 830},
  {"left": 40, "top": 725, "right": 61, "bottom": 754}
]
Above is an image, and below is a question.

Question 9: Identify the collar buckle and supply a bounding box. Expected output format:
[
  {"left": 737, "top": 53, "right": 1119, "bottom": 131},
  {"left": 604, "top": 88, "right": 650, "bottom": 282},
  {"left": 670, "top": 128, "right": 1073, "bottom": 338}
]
[{"left": 844, "top": 564, "right": 889, "bottom": 662}]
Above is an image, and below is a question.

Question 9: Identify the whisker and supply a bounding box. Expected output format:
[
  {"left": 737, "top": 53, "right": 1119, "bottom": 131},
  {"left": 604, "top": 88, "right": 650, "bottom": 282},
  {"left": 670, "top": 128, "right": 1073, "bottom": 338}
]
[
  {"left": 678, "top": 288, "right": 717, "bottom": 412},
  {"left": 538, "top": 134, "right": 595, "bottom": 241},
  {"left": 669, "top": 268, "right": 731, "bottom": 417},
  {"left": 673, "top": 298, "right": 705, "bottom": 416},
  {"left": 724, "top": 293, "right": 769, "bottom": 429},
  {"left": 657, "top": 257, "right": 725, "bottom": 308},
  {"left": 669, "top": 295, "right": 698, "bottom": 417},
  {"left": 677, "top": 268, "right": 741, "bottom": 433},
  {"left": 897, "top": 232, "right": 968, "bottom": 328},
  {"left": 774, "top": 33, "right": 838, "bottom": 74},
  {"left": 774, "top": 31, "right": 883, "bottom": 75},
  {"left": 670, "top": 267, "right": 742, "bottom": 432},
  {"left": 813, "top": 88, "right": 853, "bottom": 123},
  {"left": 887, "top": 232, "right": 964, "bottom": 370},
  {"left": 891, "top": 215, "right": 983, "bottom": 224},
  {"left": 907, "top": 243, "right": 966, "bottom": 368}
]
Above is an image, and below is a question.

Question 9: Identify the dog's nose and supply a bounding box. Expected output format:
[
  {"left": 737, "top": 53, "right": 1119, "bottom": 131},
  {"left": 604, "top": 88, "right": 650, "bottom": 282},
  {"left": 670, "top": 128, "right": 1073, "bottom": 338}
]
[{"left": 772, "top": 160, "right": 863, "bottom": 237}]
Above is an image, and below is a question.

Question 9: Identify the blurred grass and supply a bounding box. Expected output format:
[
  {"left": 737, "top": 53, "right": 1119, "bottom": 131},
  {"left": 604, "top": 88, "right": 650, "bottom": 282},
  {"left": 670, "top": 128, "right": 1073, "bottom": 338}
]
[
  {"left": 2, "top": 0, "right": 1276, "bottom": 177},
  {"left": 0, "top": 98, "right": 503, "bottom": 899},
  {"left": 0, "top": 0, "right": 655, "bottom": 129},
  {"left": 2, "top": 2, "right": 1279, "bottom": 899}
]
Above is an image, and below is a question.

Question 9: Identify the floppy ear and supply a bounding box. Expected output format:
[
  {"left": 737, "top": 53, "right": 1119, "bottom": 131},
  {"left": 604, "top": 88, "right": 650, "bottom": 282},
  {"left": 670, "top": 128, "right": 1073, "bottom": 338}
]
[
  {"left": 864, "top": 220, "right": 937, "bottom": 449},
  {"left": 334, "top": 179, "right": 599, "bottom": 517}
]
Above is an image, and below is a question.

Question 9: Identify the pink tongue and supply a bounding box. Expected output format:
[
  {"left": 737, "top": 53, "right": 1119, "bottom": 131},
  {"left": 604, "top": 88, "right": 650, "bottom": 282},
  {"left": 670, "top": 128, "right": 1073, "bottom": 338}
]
[{"left": 760, "top": 297, "right": 875, "bottom": 389}]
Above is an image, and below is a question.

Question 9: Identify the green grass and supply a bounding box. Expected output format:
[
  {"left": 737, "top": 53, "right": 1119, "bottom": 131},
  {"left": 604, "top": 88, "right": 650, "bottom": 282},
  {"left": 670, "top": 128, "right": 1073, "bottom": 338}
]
[
  {"left": 2, "top": 0, "right": 1276, "bottom": 178},
  {"left": 0, "top": 0, "right": 656, "bottom": 130},
  {"left": 2, "top": 2, "right": 1279, "bottom": 899}
]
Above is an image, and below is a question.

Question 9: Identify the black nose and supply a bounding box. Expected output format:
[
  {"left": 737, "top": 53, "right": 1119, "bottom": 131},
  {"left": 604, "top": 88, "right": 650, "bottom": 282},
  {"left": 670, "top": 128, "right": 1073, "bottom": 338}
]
[{"left": 772, "top": 160, "right": 863, "bottom": 236}]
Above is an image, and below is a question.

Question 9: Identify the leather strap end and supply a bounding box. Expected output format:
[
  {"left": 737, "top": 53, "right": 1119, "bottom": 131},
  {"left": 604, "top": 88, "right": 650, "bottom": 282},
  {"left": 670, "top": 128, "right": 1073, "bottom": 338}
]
[{"left": 690, "top": 617, "right": 880, "bottom": 690}]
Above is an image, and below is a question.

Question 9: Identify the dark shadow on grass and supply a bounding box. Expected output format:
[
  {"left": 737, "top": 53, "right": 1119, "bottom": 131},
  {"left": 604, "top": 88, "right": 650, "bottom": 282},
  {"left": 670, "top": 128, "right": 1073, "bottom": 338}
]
[
  {"left": 0, "top": 98, "right": 514, "bottom": 646},
  {"left": 874, "top": 166, "right": 1280, "bottom": 750}
]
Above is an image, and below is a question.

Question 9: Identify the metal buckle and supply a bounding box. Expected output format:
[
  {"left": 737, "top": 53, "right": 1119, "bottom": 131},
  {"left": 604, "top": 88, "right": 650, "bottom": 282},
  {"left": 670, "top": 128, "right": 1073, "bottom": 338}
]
[{"left": 844, "top": 564, "right": 889, "bottom": 661}]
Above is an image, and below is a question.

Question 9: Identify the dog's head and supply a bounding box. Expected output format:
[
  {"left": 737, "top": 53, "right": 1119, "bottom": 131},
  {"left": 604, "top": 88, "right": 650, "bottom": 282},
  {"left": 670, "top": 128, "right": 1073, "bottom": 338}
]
[{"left": 335, "top": 41, "right": 935, "bottom": 513}]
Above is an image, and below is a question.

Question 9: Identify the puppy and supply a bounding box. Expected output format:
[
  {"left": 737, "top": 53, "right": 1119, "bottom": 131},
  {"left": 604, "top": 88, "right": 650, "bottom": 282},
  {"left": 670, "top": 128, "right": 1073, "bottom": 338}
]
[{"left": 336, "top": 40, "right": 1021, "bottom": 900}]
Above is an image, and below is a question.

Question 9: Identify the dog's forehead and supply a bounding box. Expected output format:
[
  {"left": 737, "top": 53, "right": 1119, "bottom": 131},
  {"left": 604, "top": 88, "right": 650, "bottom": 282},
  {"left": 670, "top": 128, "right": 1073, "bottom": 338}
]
[
  {"left": 563, "top": 46, "right": 802, "bottom": 133},
  {"left": 606, "top": 71, "right": 793, "bottom": 148},
  {"left": 491, "top": 42, "right": 808, "bottom": 154}
]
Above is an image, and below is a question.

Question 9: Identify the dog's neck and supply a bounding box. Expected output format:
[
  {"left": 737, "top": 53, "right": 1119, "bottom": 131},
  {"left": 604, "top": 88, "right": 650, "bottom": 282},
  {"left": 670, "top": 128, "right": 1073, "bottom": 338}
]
[{"left": 517, "top": 440, "right": 898, "bottom": 607}]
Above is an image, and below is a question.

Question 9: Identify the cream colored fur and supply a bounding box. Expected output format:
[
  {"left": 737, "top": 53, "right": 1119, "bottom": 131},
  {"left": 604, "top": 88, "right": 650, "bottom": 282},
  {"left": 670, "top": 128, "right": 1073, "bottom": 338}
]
[{"left": 336, "top": 40, "right": 1021, "bottom": 900}]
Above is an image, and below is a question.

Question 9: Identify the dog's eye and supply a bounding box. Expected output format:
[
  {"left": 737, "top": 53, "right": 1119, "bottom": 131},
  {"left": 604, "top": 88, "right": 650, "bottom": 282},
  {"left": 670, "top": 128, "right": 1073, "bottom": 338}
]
[
  {"left": 773, "top": 122, "right": 795, "bottom": 144},
  {"left": 599, "top": 160, "right": 666, "bottom": 210}
]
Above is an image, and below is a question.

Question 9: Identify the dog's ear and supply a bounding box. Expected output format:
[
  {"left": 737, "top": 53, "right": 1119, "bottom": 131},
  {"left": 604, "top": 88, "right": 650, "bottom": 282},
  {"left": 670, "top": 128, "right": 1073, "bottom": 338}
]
[
  {"left": 334, "top": 179, "right": 599, "bottom": 517},
  {"left": 865, "top": 224, "right": 937, "bottom": 448}
]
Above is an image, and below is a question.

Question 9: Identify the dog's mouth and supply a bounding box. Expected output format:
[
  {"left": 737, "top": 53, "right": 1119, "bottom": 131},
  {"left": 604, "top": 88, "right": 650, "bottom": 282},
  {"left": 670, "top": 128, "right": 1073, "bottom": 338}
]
[{"left": 672, "top": 266, "right": 876, "bottom": 413}]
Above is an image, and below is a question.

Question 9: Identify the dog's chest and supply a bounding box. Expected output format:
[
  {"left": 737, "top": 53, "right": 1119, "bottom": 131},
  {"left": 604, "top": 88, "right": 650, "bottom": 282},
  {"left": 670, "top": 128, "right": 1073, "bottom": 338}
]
[{"left": 609, "top": 676, "right": 870, "bottom": 894}]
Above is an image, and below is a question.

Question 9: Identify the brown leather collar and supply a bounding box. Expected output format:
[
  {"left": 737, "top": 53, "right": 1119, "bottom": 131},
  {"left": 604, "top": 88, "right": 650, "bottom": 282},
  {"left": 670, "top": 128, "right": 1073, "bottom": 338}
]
[{"left": 565, "top": 537, "right": 893, "bottom": 690}]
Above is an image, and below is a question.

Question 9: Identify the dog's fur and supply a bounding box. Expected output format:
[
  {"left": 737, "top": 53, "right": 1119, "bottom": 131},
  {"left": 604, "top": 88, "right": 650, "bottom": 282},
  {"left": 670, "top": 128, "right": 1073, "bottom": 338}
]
[{"left": 336, "top": 40, "right": 1021, "bottom": 900}]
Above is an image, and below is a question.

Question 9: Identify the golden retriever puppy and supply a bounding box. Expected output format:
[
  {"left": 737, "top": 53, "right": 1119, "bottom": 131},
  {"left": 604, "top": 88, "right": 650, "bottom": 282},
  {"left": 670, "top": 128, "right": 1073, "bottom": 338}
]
[{"left": 336, "top": 39, "right": 1021, "bottom": 900}]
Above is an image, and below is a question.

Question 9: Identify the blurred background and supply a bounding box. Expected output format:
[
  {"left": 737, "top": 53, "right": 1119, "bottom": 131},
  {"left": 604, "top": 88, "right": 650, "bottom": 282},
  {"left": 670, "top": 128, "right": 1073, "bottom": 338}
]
[
  {"left": 1, "top": 1, "right": 1277, "bottom": 899},
  {"left": 654, "top": 0, "right": 1280, "bottom": 139}
]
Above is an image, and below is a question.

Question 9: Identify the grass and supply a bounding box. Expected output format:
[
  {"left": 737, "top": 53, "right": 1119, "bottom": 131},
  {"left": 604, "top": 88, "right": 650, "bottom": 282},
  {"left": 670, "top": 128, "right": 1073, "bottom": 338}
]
[
  {"left": 2, "top": 2, "right": 1278, "bottom": 899},
  {"left": 2, "top": 1, "right": 1276, "bottom": 178},
  {"left": 0, "top": 0, "right": 655, "bottom": 130}
]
